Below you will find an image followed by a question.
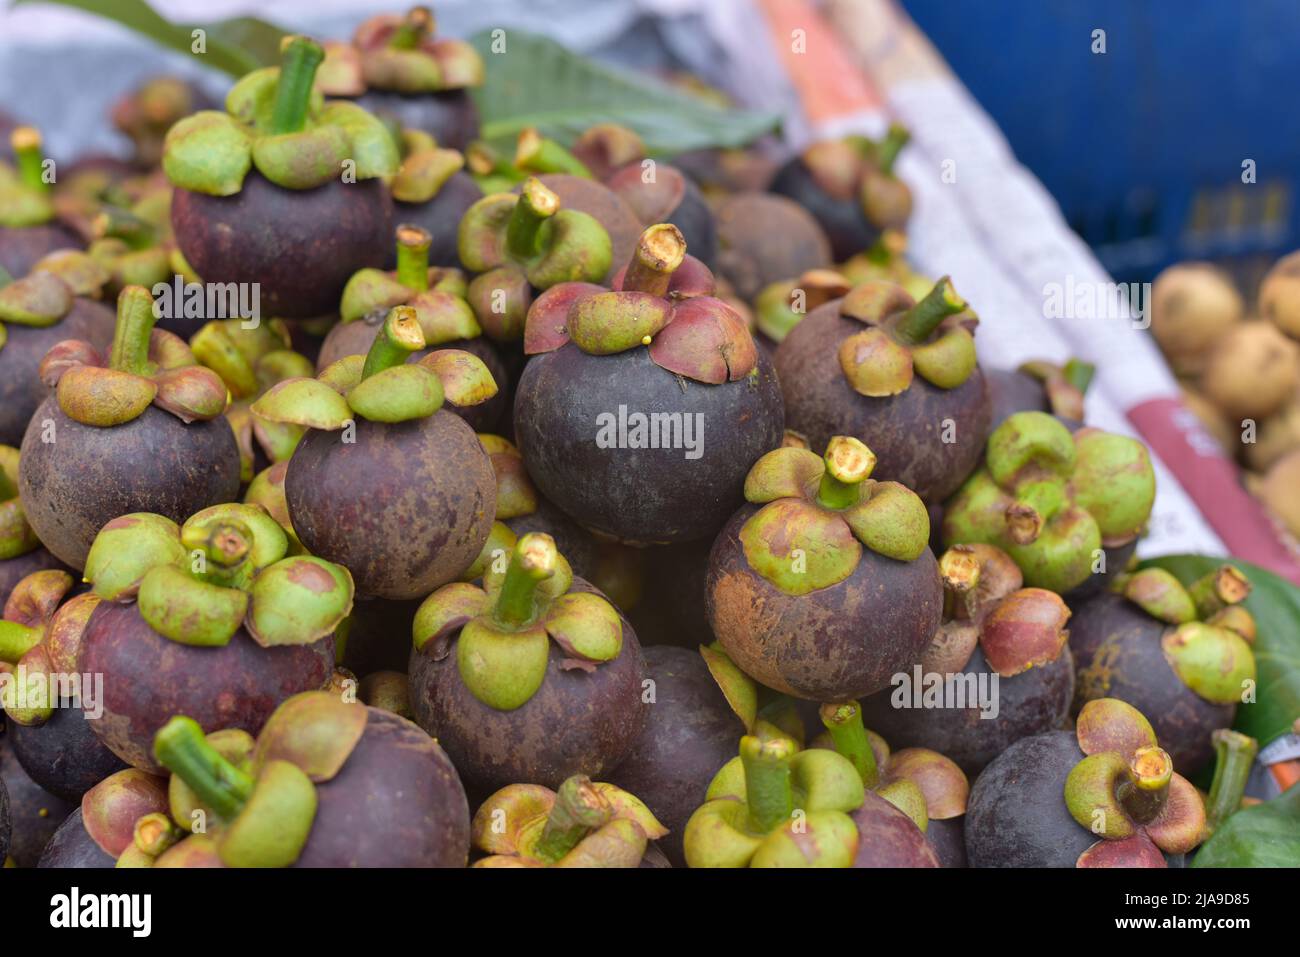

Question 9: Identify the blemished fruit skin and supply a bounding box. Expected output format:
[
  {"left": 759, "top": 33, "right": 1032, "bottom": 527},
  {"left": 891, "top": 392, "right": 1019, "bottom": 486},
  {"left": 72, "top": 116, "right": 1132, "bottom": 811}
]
[
  {"left": 514, "top": 345, "right": 785, "bottom": 546},
  {"left": 851, "top": 791, "right": 941, "bottom": 867},
  {"left": 1069, "top": 592, "right": 1234, "bottom": 775},
  {"left": 607, "top": 645, "right": 743, "bottom": 868},
  {"left": 38, "top": 808, "right": 116, "bottom": 868},
  {"left": 8, "top": 704, "right": 128, "bottom": 802},
  {"left": 355, "top": 89, "right": 479, "bottom": 152},
  {"left": 859, "top": 645, "right": 1076, "bottom": 776},
  {"left": 18, "top": 400, "right": 242, "bottom": 570},
  {"left": 0, "top": 730, "right": 76, "bottom": 867},
  {"left": 171, "top": 172, "right": 394, "bottom": 319}
]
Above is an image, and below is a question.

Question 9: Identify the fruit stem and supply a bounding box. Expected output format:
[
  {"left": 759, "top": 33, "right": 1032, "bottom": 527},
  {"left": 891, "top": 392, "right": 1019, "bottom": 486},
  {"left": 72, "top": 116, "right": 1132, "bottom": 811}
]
[
  {"left": 361, "top": 305, "right": 426, "bottom": 379},
  {"left": 395, "top": 225, "right": 432, "bottom": 292},
  {"left": 515, "top": 128, "right": 592, "bottom": 178},
  {"left": 11, "top": 127, "right": 47, "bottom": 193},
  {"left": 740, "top": 735, "right": 795, "bottom": 833},
  {"left": 532, "top": 775, "right": 611, "bottom": 864},
  {"left": 1188, "top": 566, "right": 1251, "bottom": 619},
  {"left": 493, "top": 532, "right": 557, "bottom": 628},
  {"left": 133, "top": 812, "right": 182, "bottom": 857},
  {"left": 1204, "top": 729, "right": 1258, "bottom": 835},
  {"left": 389, "top": 5, "right": 433, "bottom": 49},
  {"left": 938, "top": 546, "right": 981, "bottom": 619},
  {"left": 153, "top": 716, "right": 254, "bottom": 821},
  {"left": 815, "top": 436, "right": 876, "bottom": 510},
  {"left": 1062, "top": 358, "right": 1095, "bottom": 395},
  {"left": 108, "top": 285, "right": 158, "bottom": 376},
  {"left": 620, "top": 224, "right": 687, "bottom": 297},
  {"left": 819, "top": 701, "right": 878, "bottom": 788},
  {"left": 894, "top": 276, "right": 966, "bottom": 344},
  {"left": 874, "top": 123, "right": 910, "bottom": 176},
  {"left": 269, "top": 36, "right": 325, "bottom": 136},
  {"left": 181, "top": 521, "right": 255, "bottom": 589},
  {"left": 506, "top": 178, "right": 560, "bottom": 261},
  {"left": 1116, "top": 746, "right": 1173, "bottom": 825}
]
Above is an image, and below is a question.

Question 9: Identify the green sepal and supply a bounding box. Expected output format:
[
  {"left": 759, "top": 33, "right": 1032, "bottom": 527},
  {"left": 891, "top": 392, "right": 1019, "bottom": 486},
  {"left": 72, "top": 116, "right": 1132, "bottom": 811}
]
[
  {"left": 184, "top": 503, "right": 288, "bottom": 571},
  {"left": 252, "top": 377, "right": 354, "bottom": 429},
  {"left": 137, "top": 565, "right": 248, "bottom": 647},
  {"left": 461, "top": 523, "right": 518, "bottom": 583},
  {"left": 339, "top": 268, "right": 412, "bottom": 323},
  {"left": 1123, "top": 568, "right": 1196, "bottom": 624},
  {"left": 749, "top": 811, "right": 859, "bottom": 868},
  {"left": 1162, "top": 622, "right": 1256, "bottom": 705},
  {"left": 1075, "top": 697, "right": 1158, "bottom": 757},
  {"left": 838, "top": 328, "right": 913, "bottom": 397},
  {"left": 217, "top": 760, "right": 318, "bottom": 868},
  {"left": 316, "top": 101, "right": 400, "bottom": 180},
  {"left": 0, "top": 271, "right": 72, "bottom": 326},
  {"left": 161, "top": 112, "right": 253, "bottom": 197},
  {"left": 843, "top": 480, "right": 930, "bottom": 561},
  {"left": 1064, "top": 751, "right": 1136, "bottom": 840},
  {"left": 85, "top": 514, "right": 188, "bottom": 601},
  {"left": 524, "top": 210, "right": 613, "bottom": 289},
  {"left": 876, "top": 778, "right": 929, "bottom": 832},
  {"left": 318, "top": 355, "right": 365, "bottom": 394},
  {"left": 743, "top": 447, "right": 824, "bottom": 503},
  {"left": 567, "top": 291, "right": 673, "bottom": 355},
  {"left": 739, "top": 499, "right": 862, "bottom": 595},
  {"left": 456, "top": 616, "right": 550, "bottom": 710},
  {"left": 412, "top": 582, "right": 490, "bottom": 652},
  {"left": 986, "top": 411, "right": 1076, "bottom": 487},
  {"left": 251, "top": 126, "right": 351, "bottom": 190},
  {"left": 699, "top": 642, "right": 758, "bottom": 731},
  {"left": 410, "top": 289, "right": 483, "bottom": 345},
  {"left": 910, "top": 326, "right": 976, "bottom": 388},
  {"left": 56, "top": 366, "right": 157, "bottom": 427},
  {"left": 542, "top": 592, "right": 622, "bottom": 663},
  {"left": 253, "top": 691, "right": 368, "bottom": 782},
  {"left": 346, "top": 363, "right": 444, "bottom": 422},
  {"left": 245, "top": 557, "right": 355, "bottom": 648},
  {"left": 418, "top": 349, "right": 497, "bottom": 407},
  {"left": 1071, "top": 429, "right": 1155, "bottom": 542}
]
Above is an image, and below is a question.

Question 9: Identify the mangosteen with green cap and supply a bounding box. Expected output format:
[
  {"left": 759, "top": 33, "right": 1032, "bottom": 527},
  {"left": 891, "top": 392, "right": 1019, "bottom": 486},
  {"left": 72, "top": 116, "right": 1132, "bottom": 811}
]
[
  {"left": 254, "top": 305, "right": 498, "bottom": 600},
  {"left": 383, "top": 134, "right": 482, "bottom": 265},
  {"left": 986, "top": 357, "right": 1095, "bottom": 429},
  {"left": 0, "top": 250, "right": 116, "bottom": 445},
  {"left": 941, "top": 410, "right": 1157, "bottom": 594},
  {"left": 965, "top": 698, "right": 1208, "bottom": 868},
  {"left": 0, "top": 127, "right": 83, "bottom": 277},
  {"left": 515, "top": 222, "right": 784, "bottom": 545},
  {"left": 1069, "top": 564, "right": 1257, "bottom": 775},
  {"left": 705, "top": 435, "right": 941, "bottom": 701},
  {"left": 18, "top": 284, "right": 240, "bottom": 570},
  {"left": 37, "top": 767, "right": 170, "bottom": 868},
  {"left": 72, "top": 503, "right": 351, "bottom": 770},
  {"left": 409, "top": 531, "right": 646, "bottom": 795},
  {"left": 166, "top": 35, "right": 399, "bottom": 319},
  {"left": 0, "top": 569, "right": 127, "bottom": 800},
  {"left": 457, "top": 176, "right": 614, "bottom": 343},
  {"left": 774, "top": 276, "right": 990, "bottom": 503},
  {"left": 321, "top": 224, "right": 508, "bottom": 431},
  {"left": 471, "top": 773, "right": 669, "bottom": 867},
  {"left": 148, "top": 690, "right": 471, "bottom": 867}
]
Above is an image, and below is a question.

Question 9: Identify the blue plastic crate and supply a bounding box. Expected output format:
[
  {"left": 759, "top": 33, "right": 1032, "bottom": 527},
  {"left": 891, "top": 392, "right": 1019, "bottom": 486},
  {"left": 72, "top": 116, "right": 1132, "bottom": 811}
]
[{"left": 902, "top": 0, "right": 1300, "bottom": 285}]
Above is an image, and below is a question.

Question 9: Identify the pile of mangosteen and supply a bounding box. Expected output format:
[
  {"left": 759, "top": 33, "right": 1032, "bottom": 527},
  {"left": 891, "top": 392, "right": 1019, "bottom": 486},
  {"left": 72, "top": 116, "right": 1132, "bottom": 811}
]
[{"left": 0, "top": 3, "right": 1290, "bottom": 875}]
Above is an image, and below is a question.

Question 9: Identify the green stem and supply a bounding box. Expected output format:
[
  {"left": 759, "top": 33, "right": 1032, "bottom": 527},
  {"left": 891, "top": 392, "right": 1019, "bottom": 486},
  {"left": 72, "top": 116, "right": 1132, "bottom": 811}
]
[
  {"left": 740, "top": 735, "right": 795, "bottom": 833},
  {"left": 620, "top": 224, "right": 686, "bottom": 297},
  {"left": 938, "top": 547, "right": 981, "bottom": 620},
  {"left": 11, "top": 128, "right": 47, "bottom": 193},
  {"left": 361, "top": 306, "right": 426, "bottom": 379},
  {"left": 153, "top": 716, "right": 254, "bottom": 821},
  {"left": 388, "top": 6, "right": 433, "bottom": 49},
  {"left": 133, "top": 812, "right": 182, "bottom": 857},
  {"left": 492, "top": 532, "right": 557, "bottom": 628},
  {"left": 1188, "top": 566, "right": 1251, "bottom": 619},
  {"left": 874, "top": 123, "right": 910, "bottom": 176},
  {"left": 269, "top": 37, "right": 325, "bottom": 136},
  {"left": 819, "top": 701, "right": 878, "bottom": 788},
  {"left": 395, "top": 225, "right": 432, "bottom": 292},
  {"left": 506, "top": 178, "right": 559, "bottom": 261},
  {"left": 515, "top": 128, "right": 593, "bottom": 178},
  {"left": 1062, "top": 358, "right": 1095, "bottom": 395},
  {"left": 532, "top": 775, "right": 610, "bottom": 864},
  {"left": 894, "top": 276, "right": 966, "bottom": 344},
  {"left": 1116, "top": 746, "right": 1172, "bottom": 825},
  {"left": 815, "top": 436, "right": 875, "bottom": 510},
  {"left": 1204, "top": 730, "right": 1258, "bottom": 835},
  {"left": 108, "top": 285, "right": 158, "bottom": 376},
  {"left": 180, "top": 522, "right": 255, "bottom": 589}
]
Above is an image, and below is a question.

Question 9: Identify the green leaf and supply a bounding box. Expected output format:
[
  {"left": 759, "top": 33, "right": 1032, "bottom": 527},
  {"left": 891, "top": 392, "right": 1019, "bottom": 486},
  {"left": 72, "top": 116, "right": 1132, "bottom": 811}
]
[
  {"left": 467, "top": 30, "right": 780, "bottom": 154},
  {"left": 15, "top": 0, "right": 285, "bottom": 77},
  {"left": 1192, "top": 784, "right": 1300, "bottom": 867},
  {"left": 1139, "top": 555, "right": 1300, "bottom": 748}
]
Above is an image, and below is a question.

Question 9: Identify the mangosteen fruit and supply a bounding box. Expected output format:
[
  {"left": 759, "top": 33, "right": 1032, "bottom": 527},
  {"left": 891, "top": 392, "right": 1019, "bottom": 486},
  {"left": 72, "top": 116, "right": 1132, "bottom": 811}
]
[
  {"left": 942, "top": 411, "right": 1156, "bottom": 594},
  {"left": 0, "top": 128, "right": 83, "bottom": 277},
  {"left": 706, "top": 436, "right": 940, "bottom": 701},
  {"left": 527, "top": 171, "right": 645, "bottom": 282},
  {"left": 1, "top": 722, "right": 76, "bottom": 866},
  {"left": 838, "top": 229, "right": 932, "bottom": 299},
  {"left": 965, "top": 699, "right": 1207, "bottom": 868},
  {"left": 472, "top": 773, "right": 668, "bottom": 867},
  {"left": 18, "top": 285, "right": 240, "bottom": 569},
  {"left": 713, "top": 191, "right": 832, "bottom": 302},
  {"left": 859, "top": 544, "right": 1074, "bottom": 775},
  {"left": 111, "top": 75, "right": 214, "bottom": 169},
  {"left": 165, "top": 37, "right": 398, "bottom": 319},
  {"left": 457, "top": 176, "right": 613, "bottom": 342},
  {"left": 774, "top": 276, "right": 991, "bottom": 503},
  {"left": 385, "top": 134, "right": 481, "bottom": 266},
  {"left": 37, "top": 767, "right": 169, "bottom": 868},
  {"left": 753, "top": 267, "right": 850, "bottom": 349},
  {"left": 74, "top": 503, "right": 351, "bottom": 770},
  {"left": 986, "top": 358, "right": 1094, "bottom": 429},
  {"left": 770, "top": 125, "right": 913, "bottom": 261},
  {"left": 515, "top": 224, "right": 784, "bottom": 545},
  {"left": 409, "top": 532, "right": 646, "bottom": 795},
  {"left": 1070, "top": 565, "right": 1256, "bottom": 775},
  {"left": 254, "top": 306, "right": 499, "bottom": 599},
  {"left": 151, "top": 691, "right": 471, "bottom": 867}
]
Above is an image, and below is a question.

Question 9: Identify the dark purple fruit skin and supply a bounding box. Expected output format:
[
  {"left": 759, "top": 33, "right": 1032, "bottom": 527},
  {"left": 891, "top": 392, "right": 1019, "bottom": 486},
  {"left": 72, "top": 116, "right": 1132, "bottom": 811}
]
[
  {"left": 706, "top": 503, "right": 943, "bottom": 701},
  {"left": 514, "top": 344, "right": 785, "bottom": 545},
  {"left": 926, "top": 816, "right": 967, "bottom": 868},
  {"left": 851, "top": 790, "right": 941, "bottom": 867},
  {"left": 286, "top": 410, "right": 495, "bottom": 600},
  {"left": 316, "top": 317, "right": 508, "bottom": 433},
  {"left": 9, "top": 703, "right": 129, "bottom": 802},
  {"left": 408, "top": 579, "right": 647, "bottom": 796},
  {"left": 0, "top": 548, "right": 70, "bottom": 609},
  {"left": 505, "top": 497, "right": 600, "bottom": 584},
  {"left": 38, "top": 808, "right": 115, "bottom": 868},
  {"left": 965, "top": 730, "right": 1094, "bottom": 868},
  {"left": 78, "top": 601, "right": 335, "bottom": 772},
  {"left": 775, "top": 305, "right": 992, "bottom": 504},
  {"left": 1069, "top": 591, "right": 1233, "bottom": 775},
  {"left": 1, "top": 728, "right": 75, "bottom": 867},
  {"left": 714, "top": 192, "right": 832, "bottom": 301},
  {"left": 770, "top": 158, "right": 876, "bottom": 262},
  {"left": 663, "top": 174, "right": 717, "bottom": 269},
  {"left": 626, "top": 539, "right": 713, "bottom": 649},
  {"left": 0, "top": 772, "right": 8, "bottom": 862},
  {"left": 354, "top": 89, "right": 478, "bottom": 151},
  {"left": 18, "top": 399, "right": 242, "bottom": 570},
  {"left": 171, "top": 172, "right": 393, "bottom": 319},
  {"left": 607, "top": 646, "right": 742, "bottom": 867},
  {"left": 986, "top": 366, "right": 1051, "bottom": 430},
  {"left": 0, "top": 298, "right": 115, "bottom": 446},
  {"left": 0, "top": 223, "right": 82, "bottom": 279},
  {"left": 387, "top": 172, "right": 482, "bottom": 269},
  {"left": 337, "top": 596, "right": 422, "bottom": 676},
  {"left": 294, "top": 707, "right": 470, "bottom": 867},
  {"left": 859, "top": 645, "right": 1075, "bottom": 776}
]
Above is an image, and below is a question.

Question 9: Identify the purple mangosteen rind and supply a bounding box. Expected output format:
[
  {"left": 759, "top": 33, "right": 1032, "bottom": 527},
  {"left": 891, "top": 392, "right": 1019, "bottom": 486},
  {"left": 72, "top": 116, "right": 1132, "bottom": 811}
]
[{"left": 0, "top": 727, "right": 78, "bottom": 866}]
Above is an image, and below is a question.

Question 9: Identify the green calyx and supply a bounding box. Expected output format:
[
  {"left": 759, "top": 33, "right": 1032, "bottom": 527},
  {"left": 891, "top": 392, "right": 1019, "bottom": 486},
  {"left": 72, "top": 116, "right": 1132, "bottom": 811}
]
[
  {"left": 739, "top": 437, "right": 930, "bottom": 595},
  {"left": 413, "top": 533, "right": 623, "bottom": 711},
  {"left": 515, "top": 127, "right": 593, "bottom": 178},
  {"left": 0, "top": 446, "right": 39, "bottom": 560},
  {"left": 393, "top": 134, "right": 468, "bottom": 203},
  {"left": 153, "top": 716, "right": 317, "bottom": 868},
  {"left": 942, "top": 412, "right": 1156, "bottom": 593},
  {"left": 0, "top": 270, "right": 74, "bottom": 330},
  {"left": 835, "top": 277, "right": 977, "bottom": 395},
  {"left": 1204, "top": 729, "right": 1259, "bottom": 835},
  {"left": 342, "top": 7, "right": 484, "bottom": 94},
  {"left": 819, "top": 701, "right": 879, "bottom": 788},
  {"left": 0, "top": 127, "right": 54, "bottom": 226},
  {"left": 163, "top": 36, "right": 397, "bottom": 195},
  {"left": 755, "top": 269, "right": 851, "bottom": 343}
]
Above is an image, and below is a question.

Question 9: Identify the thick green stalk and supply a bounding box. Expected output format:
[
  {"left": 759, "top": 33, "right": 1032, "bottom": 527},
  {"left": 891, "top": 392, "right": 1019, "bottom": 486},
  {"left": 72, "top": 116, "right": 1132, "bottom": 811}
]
[
  {"left": 389, "top": 6, "right": 433, "bottom": 49},
  {"left": 532, "top": 776, "right": 611, "bottom": 864},
  {"left": 894, "top": 276, "right": 965, "bottom": 344},
  {"left": 815, "top": 436, "right": 875, "bottom": 510},
  {"left": 108, "top": 286, "right": 158, "bottom": 376},
  {"left": 180, "top": 522, "right": 254, "bottom": 589},
  {"left": 1116, "top": 746, "right": 1172, "bottom": 825},
  {"left": 11, "top": 127, "right": 47, "bottom": 192},
  {"left": 361, "top": 306, "right": 426, "bottom": 380},
  {"left": 493, "top": 532, "right": 557, "bottom": 628},
  {"left": 269, "top": 37, "right": 325, "bottom": 136},
  {"left": 506, "top": 179, "right": 559, "bottom": 261},
  {"left": 153, "top": 716, "right": 254, "bottom": 821},
  {"left": 516, "top": 128, "right": 593, "bottom": 178},
  {"left": 1204, "top": 730, "right": 1259, "bottom": 835},
  {"left": 819, "top": 701, "right": 878, "bottom": 788},
  {"left": 395, "top": 225, "right": 432, "bottom": 292},
  {"left": 620, "top": 224, "right": 686, "bottom": 297},
  {"left": 740, "top": 735, "right": 795, "bottom": 833}
]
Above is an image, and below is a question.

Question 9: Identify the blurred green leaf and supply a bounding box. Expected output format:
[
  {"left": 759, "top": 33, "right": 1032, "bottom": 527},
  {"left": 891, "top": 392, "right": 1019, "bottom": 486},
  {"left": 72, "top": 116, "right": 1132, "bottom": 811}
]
[{"left": 1191, "top": 783, "right": 1300, "bottom": 867}]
